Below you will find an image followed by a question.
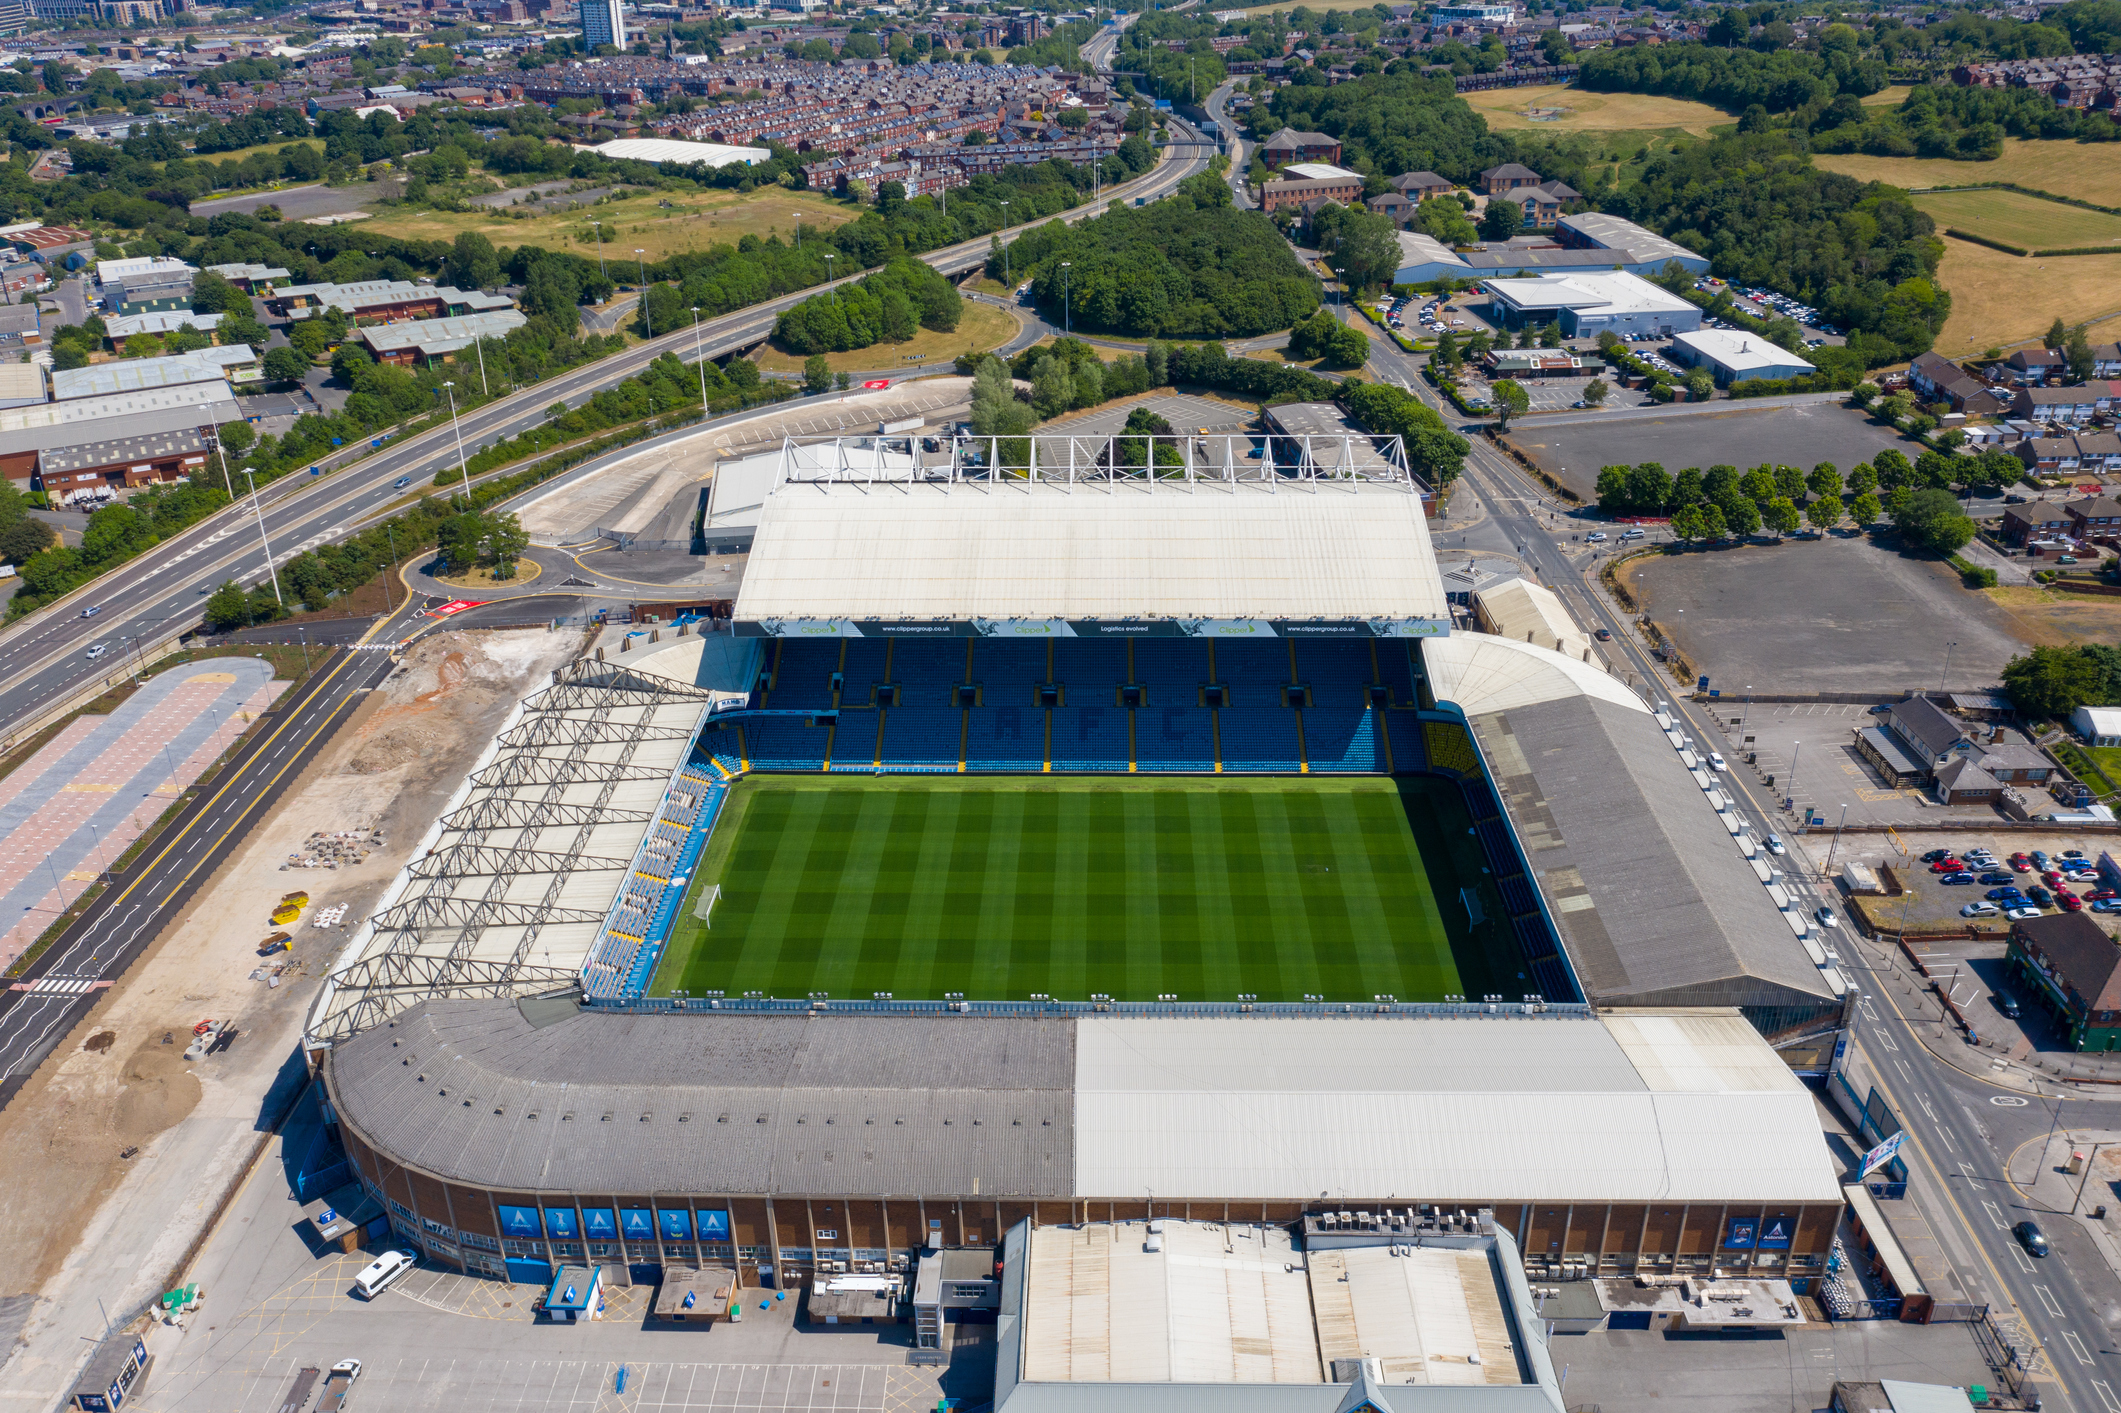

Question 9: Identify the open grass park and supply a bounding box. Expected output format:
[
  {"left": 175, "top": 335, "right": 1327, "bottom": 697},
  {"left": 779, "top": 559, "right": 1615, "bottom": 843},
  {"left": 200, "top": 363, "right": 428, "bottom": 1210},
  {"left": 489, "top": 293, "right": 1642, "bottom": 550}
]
[
  {"left": 751, "top": 300, "right": 1020, "bottom": 375},
  {"left": 1460, "top": 84, "right": 1736, "bottom": 137},
  {"left": 651, "top": 774, "right": 1512, "bottom": 1004},
  {"left": 1913, "top": 187, "right": 2121, "bottom": 250},
  {"left": 1815, "top": 139, "right": 2121, "bottom": 209},
  {"left": 361, "top": 184, "right": 856, "bottom": 263}
]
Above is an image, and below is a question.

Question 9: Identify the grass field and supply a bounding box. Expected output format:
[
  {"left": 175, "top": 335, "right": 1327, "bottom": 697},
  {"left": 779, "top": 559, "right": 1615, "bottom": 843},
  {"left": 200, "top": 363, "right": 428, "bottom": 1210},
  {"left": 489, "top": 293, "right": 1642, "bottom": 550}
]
[
  {"left": 654, "top": 774, "right": 1511, "bottom": 1003},
  {"left": 1927, "top": 237, "right": 2121, "bottom": 349},
  {"left": 752, "top": 301, "right": 1020, "bottom": 375},
  {"left": 1913, "top": 188, "right": 2121, "bottom": 249},
  {"left": 1461, "top": 84, "right": 1734, "bottom": 137},
  {"left": 361, "top": 185, "right": 856, "bottom": 261},
  {"left": 1815, "top": 139, "right": 2121, "bottom": 208}
]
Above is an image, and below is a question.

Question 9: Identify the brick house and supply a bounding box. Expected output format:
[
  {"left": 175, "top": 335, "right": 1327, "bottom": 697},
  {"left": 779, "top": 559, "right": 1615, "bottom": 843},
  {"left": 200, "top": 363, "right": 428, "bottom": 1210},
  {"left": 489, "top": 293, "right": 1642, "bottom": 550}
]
[
  {"left": 1390, "top": 170, "right": 1457, "bottom": 201},
  {"left": 2065, "top": 496, "right": 2121, "bottom": 538},
  {"left": 1260, "top": 173, "right": 1363, "bottom": 212},
  {"left": 1479, "top": 162, "right": 1542, "bottom": 195},
  {"left": 2015, "top": 385, "right": 2102, "bottom": 423},
  {"left": 1999, "top": 501, "right": 2071, "bottom": 544},
  {"left": 1909, "top": 351, "right": 2010, "bottom": 415},
  {"left": 2004, "top": 347, "right": 2069, "bottom": 385},
  {"left": 2009, "top": 911, "right": 2121, "bottom": 1051},
  {"left": 1258, "top": 128, "right": 1340, "bottom": 168}
]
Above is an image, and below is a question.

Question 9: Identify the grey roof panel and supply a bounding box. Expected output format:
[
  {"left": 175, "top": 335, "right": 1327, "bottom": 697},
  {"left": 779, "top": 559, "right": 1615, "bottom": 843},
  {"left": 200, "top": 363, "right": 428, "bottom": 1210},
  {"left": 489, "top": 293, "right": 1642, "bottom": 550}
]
[{"left": 330, "top": 1001, "right": 1076, "bottom": 1197}]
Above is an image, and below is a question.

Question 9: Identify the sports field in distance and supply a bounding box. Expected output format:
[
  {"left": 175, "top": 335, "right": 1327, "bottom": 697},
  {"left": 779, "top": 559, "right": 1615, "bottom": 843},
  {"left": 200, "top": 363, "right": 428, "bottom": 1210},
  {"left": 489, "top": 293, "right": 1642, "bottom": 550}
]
[
  {"left": 654, "top": 775, "right": 1517, "bottom": 1003},
  {"left": 1460, "top": 84, "right": 1735, "bottom": 137},
  {"left": 1816, "top": 139, "right": 2121, "bottom": 209},
  {"left": 1913, "top": 187, "right": 2121, "bottom": 250}
]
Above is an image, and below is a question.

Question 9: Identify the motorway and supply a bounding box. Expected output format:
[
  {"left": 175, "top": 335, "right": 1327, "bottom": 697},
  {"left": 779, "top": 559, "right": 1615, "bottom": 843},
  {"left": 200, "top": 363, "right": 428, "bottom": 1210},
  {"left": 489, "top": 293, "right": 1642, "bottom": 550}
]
[
  {"left": 0, "top": 633, "right": 401, "bottom": 1106},
  {"left": 1361, "top": 311, "right": 2121, "bottom": 1413},
  {"left": 0, "top": 131, "right": 1214, "bottom": 747}
]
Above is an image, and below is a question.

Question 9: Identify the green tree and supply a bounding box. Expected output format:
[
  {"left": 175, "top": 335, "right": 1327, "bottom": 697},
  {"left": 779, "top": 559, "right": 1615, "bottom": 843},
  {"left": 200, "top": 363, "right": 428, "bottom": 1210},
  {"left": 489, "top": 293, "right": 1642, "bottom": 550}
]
[
  {"left": 1490, "top": 379, "right": 1529, "bottom": 429},
  {"left": 0, "top": 518, "right": 53, "bottom": 564},
  {"left": 1846, "top": 461, "right": 1878, "bottom": 495},
  {"left": 1698, "top": 502, "right": 1729, "bottom": 541},
  {"left": 485, "top": 510, "right": 529, "bottom": 575},
  {"left": 1583, "top": 378, "right": 1608, "bottom": 406},
  {"left": 2047, "top": 316, "right": 2069, "bottom": 349},
  {"left": 202, "top": 578, "right": 252, "bottom": 632},
  {"left": 1893, "top": 487, "right": 1975, "bottom": 554},
  {"left": 1848, "top": 490, "right": 1882, "bottom": 527},
  {"left": 1684, "top": 366, "right": 1714, "bottom": 402},
  {"left": 1479, "top": 198, "right": 1522, "bottom": 242},
  {"left": 262, "top": 347, "right": 308, "bottom": 383},
  {"left": 1738, "top": 466, "right": 1776, "bottom": 502},
  {"left": 1807, "top": 495, "right": 1843, "bottom": 532},
  {"left": 1807, "top": 463, "right": 1842, "bottom": 501},
  {"left": 217, "top": 420, "right": 257, "bottom": 457},
  {"left": 1722, "top": 496, "right": 1761, "bottom": 538},
  {"left": 803, "top": 355, "right": 832, "bottom": 396},
  {"left": 2003, "top": 644, "right": 2105, "bottom": 716},
  {"left": 1763, "top": 496, "right": 1801, "bottom": 538},
  {"left": 970, "top": 355, "right": 1035, "bottom": 436},
  {"left": 1671, "top": 502, "right": 1706, "bottom": 544},
  {"left": 1773, "top": 464, "right": 1807, "bottom": 501}
]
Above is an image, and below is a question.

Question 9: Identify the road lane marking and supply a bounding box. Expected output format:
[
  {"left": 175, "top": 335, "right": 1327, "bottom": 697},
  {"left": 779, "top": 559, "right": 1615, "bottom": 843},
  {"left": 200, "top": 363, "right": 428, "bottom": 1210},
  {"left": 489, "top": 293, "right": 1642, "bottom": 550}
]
[
  {"left": 1983, "top": 1200, "right": 2009, "bottom": 1229},
  {"left": 2066, "top": 1330, "right": 2094, "bottom": 1365},
  {"left": 2093, "top": 1379, "right": 2120, "bottom": 1413},
  {"left": 1993, "top": 1096, "right": 2030, "bottom": 1106},
  {"left": 2010, "top": 1245, "right": 2034, "bottom": 1273},
  {"left": 2037, "top": 1284, "right": 2064, "bottom": 1317}
]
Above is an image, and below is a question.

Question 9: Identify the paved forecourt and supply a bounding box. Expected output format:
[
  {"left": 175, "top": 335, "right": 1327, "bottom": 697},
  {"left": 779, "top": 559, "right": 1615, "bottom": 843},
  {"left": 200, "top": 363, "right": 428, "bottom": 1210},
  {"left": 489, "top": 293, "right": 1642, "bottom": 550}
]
[{"left": 654, "top": 774, "right": 1482, "bottom": 1005}]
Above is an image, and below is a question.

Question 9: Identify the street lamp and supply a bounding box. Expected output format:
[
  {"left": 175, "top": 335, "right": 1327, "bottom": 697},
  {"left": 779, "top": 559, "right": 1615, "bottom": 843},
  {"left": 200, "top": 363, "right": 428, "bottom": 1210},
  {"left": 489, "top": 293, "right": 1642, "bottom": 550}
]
[
  {"left": 1940, "top": 639, "right": 1959, "bottom": 694},
  {"left": 472, "top": 334, "right": 489, "bottom": 398},
  {"left": 589, "top": 219, "right": 607, "bottom": 281},
  {"left": 1825, "top": 803, "right": 1850, "bottom": 870},
  {"left": 822, "top": 252, "right": 836, "bottom": 303},
  {"left": 1061, "top": 261, "right": 1072, "bottom": 335},
  {"left": 999, "top": 200, "right": 1010, "bottom": 283},
  {"left": 441, "top": 381, "right": 471, "bottom": 510},
  {"left": 635, "top": 250, "right": 650, "bottom": 336},
  {"left": 239, "top": 464, "right": 282, "bottom": 605}
]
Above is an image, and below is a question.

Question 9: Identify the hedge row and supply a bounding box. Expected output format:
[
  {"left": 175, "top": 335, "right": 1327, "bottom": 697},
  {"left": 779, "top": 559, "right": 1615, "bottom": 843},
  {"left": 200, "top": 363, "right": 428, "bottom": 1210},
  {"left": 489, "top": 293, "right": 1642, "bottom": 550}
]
[
  {"left": 2032, "top": 245, "right": 2121, "bottom": 257},
  {"left": 1909, "top": 181, "right": 2121, "bottom": 220},
  {"left": 1943, "top": 228, "right": 2029, "bottom": 257}
]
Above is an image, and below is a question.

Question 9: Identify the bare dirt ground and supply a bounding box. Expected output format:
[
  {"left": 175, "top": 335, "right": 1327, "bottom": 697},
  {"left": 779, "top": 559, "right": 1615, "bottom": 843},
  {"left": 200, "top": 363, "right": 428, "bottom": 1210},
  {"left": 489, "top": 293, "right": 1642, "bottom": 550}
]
[
  {"left": 0, "top": 628, "right": 582, "bottom": 1390},
  {"left": 1978, "top": 584, "right": 2121, "bottom": 648}
]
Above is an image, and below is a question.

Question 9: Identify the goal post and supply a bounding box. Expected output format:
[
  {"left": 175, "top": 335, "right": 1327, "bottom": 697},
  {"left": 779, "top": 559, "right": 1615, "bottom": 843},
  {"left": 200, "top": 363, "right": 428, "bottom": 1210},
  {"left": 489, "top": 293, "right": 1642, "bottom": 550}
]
[{"left": 692, "top": 883, "right": 722, "bottom": 925}]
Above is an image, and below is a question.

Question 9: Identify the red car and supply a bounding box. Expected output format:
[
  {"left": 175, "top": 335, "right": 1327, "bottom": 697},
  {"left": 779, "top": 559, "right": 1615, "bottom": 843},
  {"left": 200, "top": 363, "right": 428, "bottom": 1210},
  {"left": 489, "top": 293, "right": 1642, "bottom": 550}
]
[
  {"left": 2089, "top": 889, "right": 2118, "bottom": 902},
  {"left": 1931, "top": 860, "right": 1963, "bottom": 873},
  {"left": 2063, "top": 893, "right": 2086, "bottom": 911},
  {"left": 2043, "top": 870, "right": 2065, "bottom": 886},
  {"left": 2010, "top": 855, "right": 2033, "bottom": 871}
]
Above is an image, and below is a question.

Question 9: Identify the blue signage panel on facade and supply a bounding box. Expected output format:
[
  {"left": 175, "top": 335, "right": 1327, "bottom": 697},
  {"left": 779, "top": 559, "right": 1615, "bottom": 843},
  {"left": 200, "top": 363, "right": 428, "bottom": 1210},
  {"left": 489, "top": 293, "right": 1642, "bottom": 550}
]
[
  {"left": 1725, "top": 1217, "right": 1758, "bottom": 1249},
  {"left": 582, "top": 1208, "right": 618, "bottom": 1240},
  {"left": 1757, "top": 1217, "right": 1793, "bottom": 1250},
  {"left": 621, "top": 1208, "right": 655, "bottom": 1239},
  {"left": 498, "top": 1205, "right": 543, "bottom": 1239},
  {"left": 659, "top": 1209, "right": 693, "bottom": 1241},
  {"left": 698, "top": 1209, "right": 731, "bottom": 1241},
  {"left": 543, "top": 1208, "right": 579, "bottom": 1240}
]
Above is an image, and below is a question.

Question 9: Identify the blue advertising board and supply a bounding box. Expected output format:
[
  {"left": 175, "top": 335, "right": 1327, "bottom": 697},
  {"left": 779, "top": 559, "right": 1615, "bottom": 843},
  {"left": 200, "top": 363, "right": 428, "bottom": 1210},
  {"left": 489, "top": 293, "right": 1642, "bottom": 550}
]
[
  {"left": 698, "top": 1209, "right": 731, "bottom": 1242},
  {"left": 620, "top": 1208, "right": 655, "bottom": 1240},
  {"left": 497, "top": 1205, "right": 543, "bottom": 1240},
  {"left": 582, "top": 1208, "right": 618, "bottom": 1241},
  {"left": 543, "top": 1207, "right": 579, "bottom": 1240},
  {"left": 1757, "top": 1217, "right": 1793, "bottom": 1250},
  {"left": 1724, "top": 1217, "right": 1758, "bottom": 1249},
  {"left": 659, "top": 1209, "right": 693, "bottom": 1241}
]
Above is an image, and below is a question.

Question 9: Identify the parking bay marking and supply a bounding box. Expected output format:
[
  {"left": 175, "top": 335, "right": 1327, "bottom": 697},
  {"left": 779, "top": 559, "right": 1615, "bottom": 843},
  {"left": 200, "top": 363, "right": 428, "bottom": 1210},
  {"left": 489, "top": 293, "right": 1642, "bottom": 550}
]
[
  {"left": 2066, "top": 1330, "right": 2095, "bottom": 1366},
  {"left": 2037, "top": 1284, "right": 2064, "bottom": 1317},
  {"left": 2094, "top": 1380, "right": 2120, "bottom": 1413},
  {"left": 1983, "top": 1200, "right": 2010, "bottom": 1230}
]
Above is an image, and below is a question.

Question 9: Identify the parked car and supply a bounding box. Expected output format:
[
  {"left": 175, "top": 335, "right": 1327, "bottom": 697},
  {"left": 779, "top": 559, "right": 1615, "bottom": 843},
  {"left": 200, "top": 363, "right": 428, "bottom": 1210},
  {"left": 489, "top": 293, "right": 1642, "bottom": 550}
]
[
  {"left": 2063, "top": 893, "right": 2085, "bottom": 911},
  {"left": 2015, "top": 1221, "right": 2049, "bottom": 1257},
  {"left": 2032, "top": 850, "right": 2052, "bottom": 869},
  {"left": 1961, "top": 902, "right": 2001, "bottom": 918},
  {"left": 2029, "top": 886, "right": 2055, "bottom": 907},
  {"left": 2087, "top": 889, "right": 2117, "bottom": 901},
  {"left": 1930, "top": 860, "right": 1964, "bottom": 873},
  {"left": 2095, "top": 899, "right": 2121, "bottom": 914},
  {"left": 1942, "top": 872, "right": 1977, "bottom": 885},
  {"left": 1921, "top": 849, "right": 1954, "bottom": 863},
  {"left": 2008, "top": 905, "right": 2045, "bottom": 919},
  {"left": 1996, "top": 993, "right": 2023, "bottom": 1019},
  {"left": 2063, "top": 849, "right": 2087, "bottom": 859},
  {"left": 1979, "top": 872, "right": 2014, "bottom": 885},
  {"left": 1986, "top": 887, "right": 2025, "bottom": 901}
]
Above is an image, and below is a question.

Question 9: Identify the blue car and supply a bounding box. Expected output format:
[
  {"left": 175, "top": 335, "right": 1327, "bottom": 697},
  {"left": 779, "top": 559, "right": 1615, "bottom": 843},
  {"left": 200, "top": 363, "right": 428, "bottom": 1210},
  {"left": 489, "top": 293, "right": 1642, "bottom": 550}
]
[
  {"left": 1942, "top": 872, "right": 1977, "bottom": 885},
  {"left": 1979, "top": 872, "right": 2014, "bottom": 885},
  {"left": 2095, "top": 899, "right": 2121, "bottom": 914},
  {"left": 1987, "top": 887, "right": 2025, "bottom": 901}
]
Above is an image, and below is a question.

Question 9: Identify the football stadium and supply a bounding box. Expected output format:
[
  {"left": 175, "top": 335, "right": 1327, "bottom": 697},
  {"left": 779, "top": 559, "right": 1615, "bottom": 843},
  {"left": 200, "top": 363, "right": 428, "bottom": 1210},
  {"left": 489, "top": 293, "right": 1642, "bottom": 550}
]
[{"left": 303, "top": 420, "right": 1854, "bottom": 1388}]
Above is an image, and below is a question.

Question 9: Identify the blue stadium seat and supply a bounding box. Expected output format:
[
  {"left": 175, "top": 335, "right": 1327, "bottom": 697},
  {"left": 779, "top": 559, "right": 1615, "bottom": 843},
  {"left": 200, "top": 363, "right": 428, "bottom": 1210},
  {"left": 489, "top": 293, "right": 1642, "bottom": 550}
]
[
  {"left": 743, "top": 716, "right": 834, "bottom": 771},
  {"left": 1377, "top": 644, "right": 1418, "bottom": 707},
  {"left": 1385, "top": 710, "right": 1426, "bottom": 770},
  {"left": 971, "top": 640, "right": 1051, "bottom": 697},
  {"left": 965, "top": 706, "right": 1044, "bottom": 772},
  {"left": 879, "top": 707, "right": 963, "bottom": 768},
  {"left": 1294, "top": 639, "right": 1375, "bottom": 683},
  {"left": 1131, "top": 639, "right": 1210, "bottom": 696},
  {"left": 1217, "top": 708, "right": 1301, "bottom": 772},
  {"left": 839, "top": 640, "right": 890, "bottom": 705},
  {"left": 1135, "top": 706, "right": 1215, "bottom": 772},
  {"left": 888, "top": 640, "right": 968, "bottom": 707},
  {"left": 1303, "top": 708, "right": 1388, "bottom": 772},
  {"left": 1214, "top": 640, "right": 1291, "bottom": 704},
  {"left": 1050, "top": 706, "right": 1131, "bottom": 771},
  {"left": 765, "top": 640, "right": 840, "bottom": 710},
  {"left": 1051, "top": 640, "right": 1129, "bottom": 702}
]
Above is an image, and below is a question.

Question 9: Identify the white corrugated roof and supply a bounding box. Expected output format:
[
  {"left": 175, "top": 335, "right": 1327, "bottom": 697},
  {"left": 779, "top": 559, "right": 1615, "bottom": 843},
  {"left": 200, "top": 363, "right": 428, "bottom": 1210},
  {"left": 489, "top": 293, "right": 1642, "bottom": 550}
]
[
  {"left": 1072, "top": 1015, "right": 1840, "bottom": 1203},
  {"left": 1420, "top": 632, "right": 1642, "bottom": 717},
  {"left": 590, "top": 137, "right": 770, "bottom": 167},
  {"left": 736, "top": 482, "right": 1449, "bottom": 627}
]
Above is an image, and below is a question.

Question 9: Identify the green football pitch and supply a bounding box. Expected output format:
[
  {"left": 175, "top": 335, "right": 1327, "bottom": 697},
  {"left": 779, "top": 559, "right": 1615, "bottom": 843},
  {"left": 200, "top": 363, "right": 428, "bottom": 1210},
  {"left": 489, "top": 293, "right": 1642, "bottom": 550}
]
[{"left": 652, "top": 775, "right": 1519, "bottom": 1003}]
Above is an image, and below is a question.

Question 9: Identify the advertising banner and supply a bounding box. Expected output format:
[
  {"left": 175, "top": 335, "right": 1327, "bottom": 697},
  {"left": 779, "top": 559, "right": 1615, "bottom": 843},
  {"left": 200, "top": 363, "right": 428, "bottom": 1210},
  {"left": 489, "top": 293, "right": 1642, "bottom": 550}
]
[
  {"left": 582, "top": 1209, "right": 618, "bottom": 1241},
  {"left": 497, "top": 1205, "right": 542, "bottom": 1240},
  {"left": 1756, "top": 1217, "right": 1793, "bottom": 1251},
  {"left": 1857, "top": 1130, "right": 1905, "bottom": 1179},
  {"left": 542, "top": 1207, "right": 579, "bottom": 1240},
  {"left": 698, "top": 1209, "right": 732, "bottom": 1242},
  {"left": 1724, "top": 1217, "right": 1758, "bottom": 1249},
  {"left": 659, "top": 1209, "right": 694, "bottom": 1241},
  {"left": 620, "top": 1208, "right": 655, "bottom": 1241}
]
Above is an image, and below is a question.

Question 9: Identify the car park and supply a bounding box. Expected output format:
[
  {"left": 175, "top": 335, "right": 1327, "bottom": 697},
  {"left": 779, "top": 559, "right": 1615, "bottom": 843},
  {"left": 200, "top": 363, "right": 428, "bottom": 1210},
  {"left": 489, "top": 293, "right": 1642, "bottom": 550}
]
[
  {"left": 2008, "top": 905, "right": 2045, "bottom": 919},
  {"left": 1961, "top": 902, "right": 2000, "bottom": 918},
  {"left": 2029, "top": 886, "right": 2055, "bottom": 907}
]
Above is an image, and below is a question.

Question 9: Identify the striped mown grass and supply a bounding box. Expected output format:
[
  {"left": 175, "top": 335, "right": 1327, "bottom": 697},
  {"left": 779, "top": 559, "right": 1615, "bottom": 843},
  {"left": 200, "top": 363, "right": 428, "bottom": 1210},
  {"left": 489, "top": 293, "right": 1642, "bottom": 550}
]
[{"left": 655, "top": 774, "right": 1497, "bottom": 1004}]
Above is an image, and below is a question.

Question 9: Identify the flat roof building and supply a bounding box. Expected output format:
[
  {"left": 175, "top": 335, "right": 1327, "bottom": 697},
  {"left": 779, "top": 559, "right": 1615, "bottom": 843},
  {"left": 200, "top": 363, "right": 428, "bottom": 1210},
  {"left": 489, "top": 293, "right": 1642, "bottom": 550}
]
[
  {"left": 1671, "top": 330, "right": 1815, "bottom": 386},
  {"left": 1483, "top": 271, "right": 1700, "bottom": 338},
  {"left": 50, "top": 346, "right": 259, "bottom": 400},
  {"left": 356, "top": 309, "right": 528, "bottom": 367}
]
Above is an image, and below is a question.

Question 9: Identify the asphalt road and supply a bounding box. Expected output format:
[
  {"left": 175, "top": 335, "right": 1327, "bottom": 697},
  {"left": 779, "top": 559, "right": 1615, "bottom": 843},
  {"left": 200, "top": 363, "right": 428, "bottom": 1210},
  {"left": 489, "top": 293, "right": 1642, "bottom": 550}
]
[
  {"left": 0, "top": 136, "right": 1213, "bottom": 747},
  {"left": 0, "top": 636, "right": 399, "bottom": 1108},
  {"left": 1372, "top": 311, "right": 2121, "bottom": 1413}
]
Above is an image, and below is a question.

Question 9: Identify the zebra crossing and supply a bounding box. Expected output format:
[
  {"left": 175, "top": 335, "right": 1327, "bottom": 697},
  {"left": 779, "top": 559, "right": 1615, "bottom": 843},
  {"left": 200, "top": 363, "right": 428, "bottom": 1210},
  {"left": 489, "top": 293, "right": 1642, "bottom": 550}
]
[{"left": 8, "top": 975, "right": 108, "bottom": 994}]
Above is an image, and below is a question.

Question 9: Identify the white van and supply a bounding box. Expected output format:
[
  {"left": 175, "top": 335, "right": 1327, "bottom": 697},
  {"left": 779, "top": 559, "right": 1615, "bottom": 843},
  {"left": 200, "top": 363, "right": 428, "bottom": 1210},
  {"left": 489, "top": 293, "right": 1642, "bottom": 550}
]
[{"left": 352, "top": 1248, "right": 415, "bottom": 1299}]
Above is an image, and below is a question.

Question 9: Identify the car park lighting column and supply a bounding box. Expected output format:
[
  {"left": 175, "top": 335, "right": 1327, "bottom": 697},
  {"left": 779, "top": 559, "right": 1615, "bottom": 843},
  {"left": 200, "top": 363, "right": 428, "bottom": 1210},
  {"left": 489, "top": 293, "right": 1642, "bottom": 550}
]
[{"left": 240, "top": 465, "right": 282, "bottom": 606}]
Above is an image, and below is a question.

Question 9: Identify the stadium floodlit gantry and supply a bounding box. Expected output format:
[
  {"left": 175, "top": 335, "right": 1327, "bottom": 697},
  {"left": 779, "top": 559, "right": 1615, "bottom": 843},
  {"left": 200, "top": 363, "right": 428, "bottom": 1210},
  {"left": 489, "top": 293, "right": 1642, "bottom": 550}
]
[
  {"left": 772, "top": 428, "right": 1414, "bottom": 485},
  {"left": 305, "top": 652, "right": 726, "bottom": 1046}
]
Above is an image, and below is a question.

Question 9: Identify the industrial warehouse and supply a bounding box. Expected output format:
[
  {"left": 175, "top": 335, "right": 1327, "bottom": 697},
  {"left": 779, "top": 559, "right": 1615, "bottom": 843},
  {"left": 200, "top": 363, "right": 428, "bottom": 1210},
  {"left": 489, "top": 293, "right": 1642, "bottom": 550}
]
[{"left": 303, "top": 428, "right": 1851, "bottom": 1403}]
